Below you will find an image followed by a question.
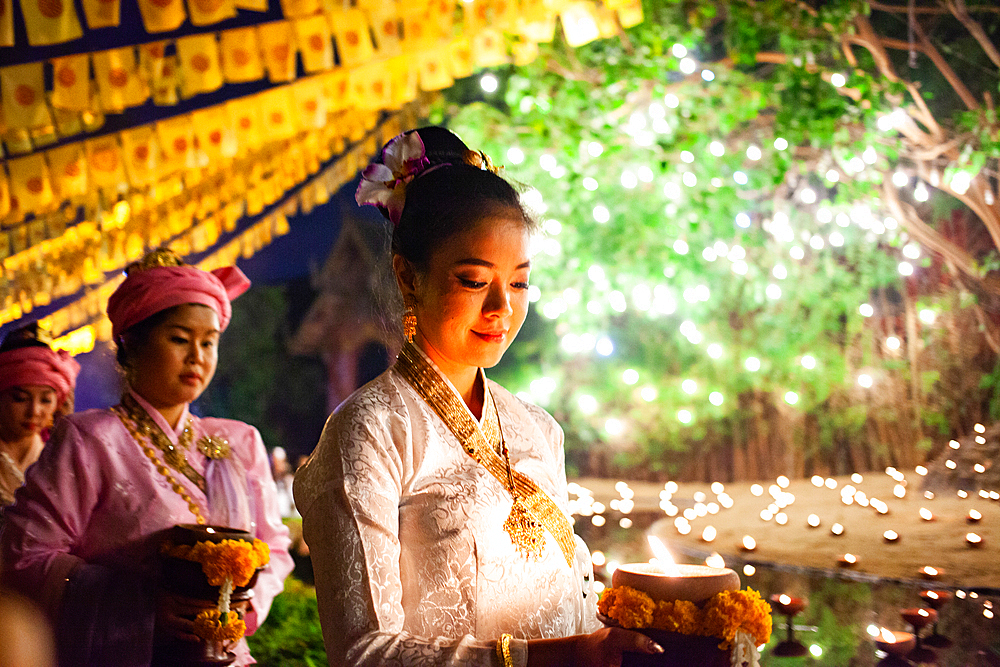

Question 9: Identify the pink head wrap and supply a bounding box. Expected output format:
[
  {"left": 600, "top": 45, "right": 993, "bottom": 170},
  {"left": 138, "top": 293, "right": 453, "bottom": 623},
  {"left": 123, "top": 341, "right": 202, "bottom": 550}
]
[
  {"left": 0, "top": 346, "right": 81, "bottom": 406},
  {"left": 107, "top": 265, "right": 251, "bottom": 339}
]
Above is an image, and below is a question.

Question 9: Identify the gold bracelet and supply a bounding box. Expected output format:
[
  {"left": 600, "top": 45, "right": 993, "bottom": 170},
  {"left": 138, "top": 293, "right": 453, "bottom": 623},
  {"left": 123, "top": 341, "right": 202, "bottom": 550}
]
[{"left": 495, "top": 633, "right": 514, "bottom": 667}]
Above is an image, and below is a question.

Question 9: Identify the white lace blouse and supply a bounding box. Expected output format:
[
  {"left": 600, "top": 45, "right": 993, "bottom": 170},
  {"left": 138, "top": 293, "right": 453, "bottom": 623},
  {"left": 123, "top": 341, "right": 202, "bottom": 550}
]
[{"left": 293, "top": 354, "right": 600, "bottom": 667}]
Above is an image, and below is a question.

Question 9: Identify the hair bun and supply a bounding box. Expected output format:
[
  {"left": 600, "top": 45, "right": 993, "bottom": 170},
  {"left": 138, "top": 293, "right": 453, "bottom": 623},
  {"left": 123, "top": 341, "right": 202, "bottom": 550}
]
[{"left": 410, "top": 126, "right": 470, "bottom": 164}]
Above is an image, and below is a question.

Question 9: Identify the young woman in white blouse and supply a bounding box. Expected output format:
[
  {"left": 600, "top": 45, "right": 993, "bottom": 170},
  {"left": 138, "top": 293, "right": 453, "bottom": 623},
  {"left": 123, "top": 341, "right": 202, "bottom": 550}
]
[{"left": 294, "top": 127, "right": 662, "bottom": 667}]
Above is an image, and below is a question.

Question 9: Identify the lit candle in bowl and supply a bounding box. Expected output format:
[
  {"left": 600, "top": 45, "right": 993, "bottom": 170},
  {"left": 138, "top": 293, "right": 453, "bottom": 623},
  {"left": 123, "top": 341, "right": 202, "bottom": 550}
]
[
  {"left": 967, "top": 509, "right": 982, "bottom": 524},
  {"left": 738, "top": 535, "right": 757, "bottom": 552},
  {"left": 883, "top": 530, "right": 899, "bottom": 543},
  {"left": 918, "top": 566, "right": 942, "bottom": 580},
  {"left": 610, "top": 536, "right": 742, "bottom": 604},
  {"left": 918, "top": 590, "right": 952, "bottom": 610},
  {"left": 966, "top": 532, "right": 983, "bottom": 548},
  {"left": 837, "top": 553, "right": 858, "bottom": 568},
  {"left": 874, "top": 628, "right": 915, "bottom": 656},
  {"left": 919, "top": 508, "right": 934, "bottom": 521},
  {"left": 770, "top": 594, "right": 806, "bottom": 616},
  {"left": 901, "top": 607, "right": 937, "bottom": 631}
]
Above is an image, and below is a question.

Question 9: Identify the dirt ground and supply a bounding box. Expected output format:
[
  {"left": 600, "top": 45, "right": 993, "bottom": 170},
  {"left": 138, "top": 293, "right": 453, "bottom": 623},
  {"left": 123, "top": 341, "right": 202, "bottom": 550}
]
[{"left": 572, "top": 473, "right": 999, "bottom": 591}]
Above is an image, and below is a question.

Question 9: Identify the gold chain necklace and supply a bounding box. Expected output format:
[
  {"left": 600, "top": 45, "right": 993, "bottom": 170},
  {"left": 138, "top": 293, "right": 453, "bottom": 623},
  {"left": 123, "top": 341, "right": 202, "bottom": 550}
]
[
  {"left": 112, "top": 395, "right": 207, "bottom": 524},
  {"left": 394, "top": 342, "right": 575, "bottom": 567}
]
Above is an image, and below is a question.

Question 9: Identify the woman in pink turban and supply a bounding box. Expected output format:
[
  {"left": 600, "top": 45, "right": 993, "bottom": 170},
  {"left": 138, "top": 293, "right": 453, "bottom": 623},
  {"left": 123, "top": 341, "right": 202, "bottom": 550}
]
[
  {"left": 1, "top": 249, "right": 293, "bottom": 667},
  {"left": 0, "top": 322, "right": 79, "bottom": 510}
]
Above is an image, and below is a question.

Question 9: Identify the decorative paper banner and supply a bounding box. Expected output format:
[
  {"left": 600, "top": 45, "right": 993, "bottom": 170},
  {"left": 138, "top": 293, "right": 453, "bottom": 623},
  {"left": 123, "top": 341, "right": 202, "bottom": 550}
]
[
  {"left": 257, "top": 86, "right": 297, "bottom": 141},
  {"left": 17, "top": 0, "right": 83, "bottom": 45},
  {"left": 0, "top": 171, "right": 10, "bottom": 220},
  {"left": 367, "top": 6, "right": 401, "bottom": 57},
  {"left": 560, "top": 2, "right": 601, "bottom": 47},
  {"left": 176, "top": 33, "right": 224, "bottom": 97},
  {"left": 92, "top": 47, "right": 149, "bottom": 112},
  {"left": 448, "top": 37, "right": 474, "bottom": 79},
  {"left": 234, "top": 0, "right": 265, "bottom": 11},
  {"left": 517, "top": 12, "right": 556, "bottom": 43},
  {"left": 472, "top": 28, "right": 508, "bottom": 68},
  {"left": 466, "top": 0, "right": 517, "bottom": 35},
  {"left": 136, "top": 0, "right": 185, "bottom": 33},
  {"left": 50, "top": 54, "right": 92, "bottom": 110},
  {"left": 156, "top": 114, "right": 197, "bottom": 171},
  {"left": 258, "top": 20, "right": 297, "bottom": 83},
  {"left": 329, "top": 8, "right": 374, "bottom": 68},
  {"left": 7, "top": 154, "right": 54, "bottom": 215},
  {"left": 416, "top": 46, "right": 454, "bottom": 91},
  {"left": 85, "top": 135, "right": 127, "bottom": 191},
  {"left": 80, "top": 0, "right": 120, "bottom": 29},
  {"left": 45, "top": 143, "right": 88, "bottom": 199},
  {"left": 512, "top": 39, "right": 539, "bottom": 67},
  {"left": 225, "top": 98, "right": 263, "bottom": 151},
  {"left": 294, "top": 15, "right": 334, "bottom": 73},
  {"left": 401, "top": 7, "right": 434, "bottom": 49},
  {"left": 291, "top": 77, "right": 327, "bottom": 130},
  {"left": 276, "top": 0, "right": 316, "bottom": 20},
  {"left": 220, "top": 27, "right": 264, "bottom": 83},
  {"left": 348, "top": 60, "right": 391, "bottom": 111},
  {"left": 617, "top": 0, "right": 642, "bottom": 28},
  {"left": 0, "top": 63, "right": 52, "bottom": 130},
  {"left": 139, "top": 41, "right": 180, "bottom": 106},
  {"left": 321, "top": 69, "right": 349, "bottom": 111},
  {"left": 0, "top": 0, "right": 13, "bottom": 46},
  {"left": 191, "top": 104, "right": 237, "bottom": 161},
  {"left": 185, "top": 0, "right": 236, "bottom": 27},
  {"left": 119, "top": 124, "right": 162, "bottom": 186},
  {"left": 387, "top": 55, "right": 418, "bottom": 109}
]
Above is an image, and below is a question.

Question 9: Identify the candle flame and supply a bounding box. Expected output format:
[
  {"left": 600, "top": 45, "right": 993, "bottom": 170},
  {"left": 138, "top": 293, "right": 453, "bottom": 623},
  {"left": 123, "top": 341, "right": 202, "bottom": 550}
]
[
  {"left": 879, "top": 628, "right": 896, "bottom": 643},
  {"left": 922, "top": 566, "right": 938, "bottom": 576},
  {"left": 742, "top": 535, "right": 756, "bottom": 550},
  {"left": 844, "top": 553, "right": 857, "bottom": 563},
  {"left": 918, "top": 609, "right": 929, "bottom": 617},
  {"left": 779, "top": 594, "right": 791, "bottom": 605},
  {"left": 967, "top": 532, "right": 982, "bottom": 543},
  {"left": 969, "top": 510, "right": 982, "bottom": 520},
  {"left": 926, "top": 591, "right": 939, "bottom": 600},
  {"left": 646, "top": 535, "right": 680, "bottom": 576}
]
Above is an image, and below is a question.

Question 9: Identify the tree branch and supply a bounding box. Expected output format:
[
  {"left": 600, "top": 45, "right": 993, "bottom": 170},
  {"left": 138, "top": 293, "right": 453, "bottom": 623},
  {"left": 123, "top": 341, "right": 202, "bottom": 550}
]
[
  {"left": 869, "top": 1, "right": 1000, "bottom": 14},
  {"left": 943, "top": 0, "right": 1000, "bottom": 68},
  {"left": 882, "top": 181, "right": 980, "bottom": 279},
  {"left": 909, "top": 16, "right": 980, "bottom": 110}
]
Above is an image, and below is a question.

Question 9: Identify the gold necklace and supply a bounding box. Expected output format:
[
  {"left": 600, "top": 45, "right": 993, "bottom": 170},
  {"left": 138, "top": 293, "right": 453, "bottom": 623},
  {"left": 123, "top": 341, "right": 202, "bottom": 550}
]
[
  {"left": 112, "top": 395, "right": 207, "bottom": 524},
  {"left": 394, "top": 342, "right": 575, "bottom": 566}
]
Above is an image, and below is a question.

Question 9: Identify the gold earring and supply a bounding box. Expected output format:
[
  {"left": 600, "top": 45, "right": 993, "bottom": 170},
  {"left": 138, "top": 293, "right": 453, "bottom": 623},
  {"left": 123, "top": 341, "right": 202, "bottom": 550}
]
[{"left": 402, "top": 297, "right": 417, "bottom": 343}]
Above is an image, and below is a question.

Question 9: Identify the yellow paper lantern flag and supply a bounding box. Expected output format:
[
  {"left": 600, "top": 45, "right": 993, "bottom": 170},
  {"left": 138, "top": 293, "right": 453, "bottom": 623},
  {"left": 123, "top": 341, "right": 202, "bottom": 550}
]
[
  {"left": 258, "top": 87, "right": 297, "bottom": 141},
  {"left": 329, "top": 8, "right": 374, "bottom": 68},
  {"left": 276, "top": 0, "right": 315, "bottom": 20},
  {"left": 1, "top": 63, "right": 53, "bottom": 130},
  {"left": 0, "top": 170, "right": 10, "bottom": 220},
  {"left": 50, "top": 54, "right": 92, "bottom": 111},
  {"left": 17, "top": 0, "right": 83, "bottom": 45},
  {"left": 0, "top": 0, "right": 13, "bottom": 46},
  {"left": 120, "top": 124, "right": 162, "bottom": 186},
  {"left": 387, "top": 55, "right": 418, "bottom": 109},
  {"left": 512, "top": 39, "right": 539, "bottom": 67},
  {"left": 366, "top": 7, "right": 401, "bottom": 58},
  {"left": 176, "top": 33, "right": 224, "bottom": 97},
  {"left": 185, "top": 0, "right": 235, "bottom": 27},
  {"left": 136, "top": 0, "right": 185, "bottom": 33},
  {"left": 448, "top": 37, "right": 473, "bottom": 79},
  {"left": 156, "top": 115, "right": 197, "bottom": 172},
  {"left": 80, "top": 0, "right": 119, "bottom": 28},
  {"left": 560, "top": 2, "right": 600, "bottom": 47},
  {"left": 92, "top": 47, "right": 149, "bottom": 112},
  {"left": 225, "top": 99, "right": 263, "bottom": 152},
  {"left": 139, "top": 42, "right": 180, "bottom": 106},
  {"left": 46, "top": 143, "right": 88, "bottom": 200},
  {"left": 220, "top": 27, "right": 264, "bottom": 83},
  {"left": 294, "top": 15, "right": 333, "bottom": 73},
  {"left": 617, "top": 0, "right": 643, "bottom": 29},
  {"left": 291, "top": 78, "right": 327, "bottom": 130},
  {"left": 417, "top": 46, "right": 454, "bottom": 92},
  {"left": 85, "top": 135, "right": 127, "bottom": 192},
  {"left": 472, "top": 28, "right": 508, "bottom": 68},
  {"left": 258, "top": 21, "right": 297, "bottom": 83},
  {"left": 7, "top": 154, "right": 54, "bottom": 216},
  {"left": 191, "top": 105, "right": 236, "bottom": 161},
  {"left": 348, "top": 61, "right": 391, "bottom": 111}
]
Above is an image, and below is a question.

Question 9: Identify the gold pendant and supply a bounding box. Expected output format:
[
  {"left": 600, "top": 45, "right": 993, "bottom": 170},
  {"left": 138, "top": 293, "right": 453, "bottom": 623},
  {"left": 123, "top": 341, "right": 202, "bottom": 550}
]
[
  {"left": 503, "top": 497, "right": 545, "bottom": 560},
  {"left": 197, "top": 435, "right": 231, "bottom": 460}
]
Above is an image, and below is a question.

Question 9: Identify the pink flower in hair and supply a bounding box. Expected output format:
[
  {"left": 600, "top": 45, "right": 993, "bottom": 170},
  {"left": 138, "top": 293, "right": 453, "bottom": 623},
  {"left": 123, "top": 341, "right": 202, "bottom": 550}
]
[{"left": 356, "top": 132, "right": 431, "bottom": 225}]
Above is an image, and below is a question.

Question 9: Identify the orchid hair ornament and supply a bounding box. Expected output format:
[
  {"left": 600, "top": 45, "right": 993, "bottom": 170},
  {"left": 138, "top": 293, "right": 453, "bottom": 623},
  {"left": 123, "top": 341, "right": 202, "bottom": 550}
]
[{"left": 356, "top": 128, "right": 503, "bottom": 225}]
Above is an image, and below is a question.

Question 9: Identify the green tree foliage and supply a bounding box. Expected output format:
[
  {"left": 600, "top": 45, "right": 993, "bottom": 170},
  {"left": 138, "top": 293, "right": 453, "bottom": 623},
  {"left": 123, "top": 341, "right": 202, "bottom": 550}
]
[{"left": 442, "top": 0, "right": 1000, "bottom": 478}]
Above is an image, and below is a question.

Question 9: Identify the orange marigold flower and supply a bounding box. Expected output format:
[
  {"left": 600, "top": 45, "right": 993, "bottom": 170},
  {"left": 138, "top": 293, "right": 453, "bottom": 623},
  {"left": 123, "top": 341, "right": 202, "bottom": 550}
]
[
  {"left": 651, "top": 599, "right": 701, "bottom": 634},
  {"left": 193, "top": 610, "right": 245, "bottom": 642},
  {"left": 701, "top": 589, "right": 772, "bottom": 648},
  {"left": 598, "top": 586, "right": 655, "bottom": 629}
]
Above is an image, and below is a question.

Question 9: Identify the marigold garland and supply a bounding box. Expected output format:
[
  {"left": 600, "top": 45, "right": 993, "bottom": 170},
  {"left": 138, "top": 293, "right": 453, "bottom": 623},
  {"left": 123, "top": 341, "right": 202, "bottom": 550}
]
[
  {"left": 598, "top": 585, "right": 772, "bottom": 649},
  {"left": 193, "top": 610, "right": 246, "bottom": 643},
  {"left": 163, "top": 537, "right": 270, "bottom": 644},
  {"left": 164, "top": 538, "right": 269, "bottom": 587}
]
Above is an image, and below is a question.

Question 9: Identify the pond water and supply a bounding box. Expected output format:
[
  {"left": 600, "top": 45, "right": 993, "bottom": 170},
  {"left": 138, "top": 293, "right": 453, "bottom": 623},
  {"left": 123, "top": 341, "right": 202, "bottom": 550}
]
[{"left": 574, "top": 511, "right": 1000, "bottom": 666}]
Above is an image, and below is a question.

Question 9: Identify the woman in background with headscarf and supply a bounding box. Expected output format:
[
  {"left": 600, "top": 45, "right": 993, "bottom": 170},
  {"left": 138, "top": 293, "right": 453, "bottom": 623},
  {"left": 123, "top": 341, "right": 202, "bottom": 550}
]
[
  {"left": 1, "top": 249, "right": 293, "bottom": 667},
  {"left": 0, "top": 322, "right": 79, "bottom": 511}
]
